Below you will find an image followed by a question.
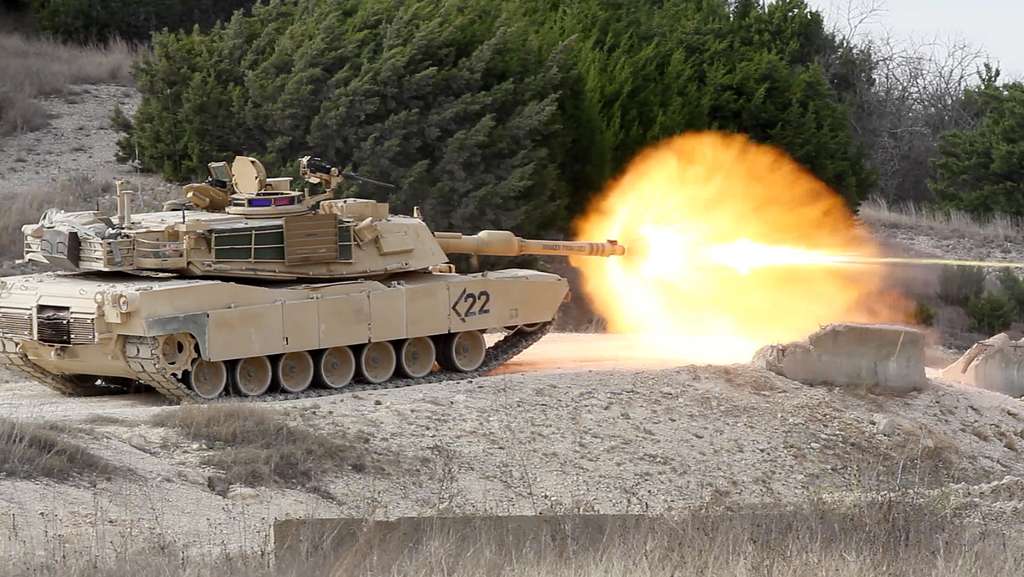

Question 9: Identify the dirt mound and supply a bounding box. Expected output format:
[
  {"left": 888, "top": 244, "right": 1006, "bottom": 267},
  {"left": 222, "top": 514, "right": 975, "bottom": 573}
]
[{"left": 4, "top": 335, "right": 1024, "bottom": 558}]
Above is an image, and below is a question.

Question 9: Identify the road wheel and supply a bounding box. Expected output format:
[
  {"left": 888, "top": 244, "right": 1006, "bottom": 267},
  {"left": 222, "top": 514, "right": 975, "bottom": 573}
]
[
  {"left": 189, "top": 360, "right": 227, "bottom": 400},
  {"left": 315, "top": 347, "right": 356, "bottom": 389},
  {"left": 233, "top": 356, "right": 273, "bottom": 397},
  {"left": 438, "top": 330, "right": 486, "bottom": 372},
  {"left": 358, "top": 341, "right": 396, "bottom": 384},
  {"left": 276, "top": 351, "right": 314, "bottom": 394},
  {"left": 398, "top": 337, "right": 436, "bottom": 378}
]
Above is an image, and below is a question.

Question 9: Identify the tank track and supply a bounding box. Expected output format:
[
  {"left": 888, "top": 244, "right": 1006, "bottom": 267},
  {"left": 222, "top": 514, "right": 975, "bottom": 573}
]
[
  {"left": 121, "top": 324, "right": 552, "bottom": 404},
  {"left": 0, "top": 338, "right": 119, "bottom": 397}
]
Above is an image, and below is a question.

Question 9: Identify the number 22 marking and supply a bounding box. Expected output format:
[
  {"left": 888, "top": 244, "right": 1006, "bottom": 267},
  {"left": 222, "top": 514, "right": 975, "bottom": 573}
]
[
  {"left": 452, "top": 289, "right": 492, "bottom": 321},
  {"left": 463, "top": 290, "right": 491, "bottom": 317}
]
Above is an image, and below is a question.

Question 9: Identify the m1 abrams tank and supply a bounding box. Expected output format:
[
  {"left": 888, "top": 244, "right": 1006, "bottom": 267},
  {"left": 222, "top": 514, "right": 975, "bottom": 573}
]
[{"left": 0, "top": 156, "right": 624, "bottom": 403}]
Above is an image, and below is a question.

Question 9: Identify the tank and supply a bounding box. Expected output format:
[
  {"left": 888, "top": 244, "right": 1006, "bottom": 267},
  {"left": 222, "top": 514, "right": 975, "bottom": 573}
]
[{"left": 0, "top": 156, "right": 624, "bottom": 402}]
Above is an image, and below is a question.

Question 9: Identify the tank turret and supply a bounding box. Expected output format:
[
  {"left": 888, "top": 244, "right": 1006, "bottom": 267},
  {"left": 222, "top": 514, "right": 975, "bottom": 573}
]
[
  {"left": 21, "top": 157, "right": 623, "bottom": 280},
  {"left": 3, "top": 155, "right": 625, "bottom": 404}
]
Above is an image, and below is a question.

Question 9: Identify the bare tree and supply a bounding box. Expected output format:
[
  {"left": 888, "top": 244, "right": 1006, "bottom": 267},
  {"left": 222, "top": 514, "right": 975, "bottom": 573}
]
[
  {"left": 820, "top": 0, "right": 992, "bottom": 202},
  {"left": 864, "top": 33, "right": 990, "bottom": 201},
  {"left": 825, "top": 0, "right": 887, "bottom": 42}
]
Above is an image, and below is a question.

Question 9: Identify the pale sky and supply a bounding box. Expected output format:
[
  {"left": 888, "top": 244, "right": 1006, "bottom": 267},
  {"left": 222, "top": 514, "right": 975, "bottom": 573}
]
[{"left": 805, "top": 0, "right": 1023, "bottom": 79}]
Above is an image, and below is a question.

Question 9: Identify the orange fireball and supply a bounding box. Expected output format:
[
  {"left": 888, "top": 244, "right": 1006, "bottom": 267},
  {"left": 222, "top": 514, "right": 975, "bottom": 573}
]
[{"left": 573, "top": 132, "right": 907, "bottom": 364}]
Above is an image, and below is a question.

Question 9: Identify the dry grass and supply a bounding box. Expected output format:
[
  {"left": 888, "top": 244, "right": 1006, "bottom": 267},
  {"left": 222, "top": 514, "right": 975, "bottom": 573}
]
[
  {"left": 859, "top": 196, "right": 1024, "bottom": 241},
  {"left": 150, "top": 405, "right": 382, "bottom": 491},
  {"left": 0, "top": 417, "right": 120, "bottom": 482},
  {"left": 298, "top": 501, "right": 1023, "bottom": 577},
  {"left": 9, "top": 497, "right": 1020, "bottom": 577},
  {"left": 7, "top": 535, "right": 276, "bottom": 577},
  {"left": 0, "top": 31, "right": 135, "bottom": 135}
]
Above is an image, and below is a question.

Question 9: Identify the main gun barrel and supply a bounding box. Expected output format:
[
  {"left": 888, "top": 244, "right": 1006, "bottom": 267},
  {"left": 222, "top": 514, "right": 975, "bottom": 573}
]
[{"left": 435, "top": 230, "right": 625, "bottom": 258}]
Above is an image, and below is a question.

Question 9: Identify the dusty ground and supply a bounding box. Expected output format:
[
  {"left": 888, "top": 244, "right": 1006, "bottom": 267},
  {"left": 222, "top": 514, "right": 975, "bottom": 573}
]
[
  {"left": 0, "top": 85, "right": 156, "bottom": 190},
  {"left": 869, "top": 218, "right": 1024, "bottom": 265},
  {"left": 0, "top": 83, "right": 177, "bottom": 221},
  {"left": 3, "top": 337, "right": 1024, "bottom": 560}
]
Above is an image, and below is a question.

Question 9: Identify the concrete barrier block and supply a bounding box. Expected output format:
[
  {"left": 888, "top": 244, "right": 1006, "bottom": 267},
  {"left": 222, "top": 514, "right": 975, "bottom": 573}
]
[
  {"left": 753, "top": 324, "right": 927, "bottom": 394},
  {"left": 940, "top": 333, "right": 1024, "bottom": 397}
]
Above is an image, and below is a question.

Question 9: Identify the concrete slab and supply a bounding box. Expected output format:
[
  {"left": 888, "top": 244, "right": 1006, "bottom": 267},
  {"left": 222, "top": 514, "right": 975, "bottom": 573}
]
[
  {"left": 940, "top": 333, "right": 1024, "bottom": 398},
  {"left": 753, "top": 324, "right": 927, "bottom": 394}
]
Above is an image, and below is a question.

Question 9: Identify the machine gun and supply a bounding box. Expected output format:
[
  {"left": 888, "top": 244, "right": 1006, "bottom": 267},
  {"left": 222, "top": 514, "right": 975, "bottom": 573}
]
[{"left": 300, "top": 157, "right": 395, "bottom": 192}]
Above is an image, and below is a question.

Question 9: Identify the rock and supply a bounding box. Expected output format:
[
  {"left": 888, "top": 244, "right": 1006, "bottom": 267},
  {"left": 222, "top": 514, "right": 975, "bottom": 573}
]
[
  {"left": 227, "top": 486, "right": 261, "bottom": 503},
  {"left": 126, "top": 433, "right": 156, "bottom": 453},
  {"left": 752, "top": 324, "right": 927, "bottom": 395},
  {"left": 940, "top": 333, "right": 1024, "bottom": 397},
  {"left": 875, "top": 417, "right": 898, "bottom": 436},
  {"left": 177, "top": 469, "right": 207, "bottom": 486},
  {"left": 951, "top": 476, "right": 1024, "bottom": 501},
  {"left": 207, "top": 475, "right": 230, "bottom": 497}
]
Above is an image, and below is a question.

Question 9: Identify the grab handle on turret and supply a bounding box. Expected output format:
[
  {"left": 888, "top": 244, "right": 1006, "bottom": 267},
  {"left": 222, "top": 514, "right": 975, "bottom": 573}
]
[{"left": 435, "top": 230, "right": 625, "bottom": 258}]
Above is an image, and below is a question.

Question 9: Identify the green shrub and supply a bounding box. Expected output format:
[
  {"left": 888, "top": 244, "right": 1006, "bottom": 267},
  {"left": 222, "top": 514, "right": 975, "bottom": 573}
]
[
  {"left": 932, "top": 72, "right": 1024, "bottom": 217},
  {"left": 997, "top": 269, "right": 1024, "bottom": 321},
  {"left": 937, "top": 265, "right": 986, "bottom": 306},
  {"left": 967, "top": 294, "right": 1016, "bottom": 335},
  {"left": 118, "top": 0, "right": 872, "bottom": 236},
  {"left": 912, "top": 302, "right": 935, "bottom": 327}
]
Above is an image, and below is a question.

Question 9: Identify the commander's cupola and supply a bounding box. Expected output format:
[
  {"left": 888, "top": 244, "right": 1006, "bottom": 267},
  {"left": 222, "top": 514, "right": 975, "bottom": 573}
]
[{"left": 225, "top": 156, "right": 315, "bottom": 217}]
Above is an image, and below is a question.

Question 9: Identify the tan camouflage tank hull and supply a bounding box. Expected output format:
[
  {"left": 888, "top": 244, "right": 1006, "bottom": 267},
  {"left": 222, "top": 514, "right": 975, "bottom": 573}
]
[{"left": 0, "top": 270, "right": 566, "bottom": 403}]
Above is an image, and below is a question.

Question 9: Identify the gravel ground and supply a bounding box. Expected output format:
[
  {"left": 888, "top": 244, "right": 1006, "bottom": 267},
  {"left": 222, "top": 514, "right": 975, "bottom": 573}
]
[
  {"left": 868, "top": 219, "right": 1024, "bottom": 265},
  {"left": 3, "top": 340, "right": 1024, "bottom": 556},
  {"left": 0, "top": 84, "right": 177, "bottom": 204}
]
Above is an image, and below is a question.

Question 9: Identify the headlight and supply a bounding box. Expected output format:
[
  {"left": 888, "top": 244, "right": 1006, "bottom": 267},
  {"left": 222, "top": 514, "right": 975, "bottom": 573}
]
[{"left": 112, "top": 293, "right": 139, "bottom": 313}]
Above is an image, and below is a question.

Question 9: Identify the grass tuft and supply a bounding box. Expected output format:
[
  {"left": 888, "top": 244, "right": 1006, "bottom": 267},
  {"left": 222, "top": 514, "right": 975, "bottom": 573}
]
[
  {"left": 0, "top": 418, "right": 121, "bottom": 482},
  {"left": 150, "top": 406, "right": 381, "bottom": 491}
]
